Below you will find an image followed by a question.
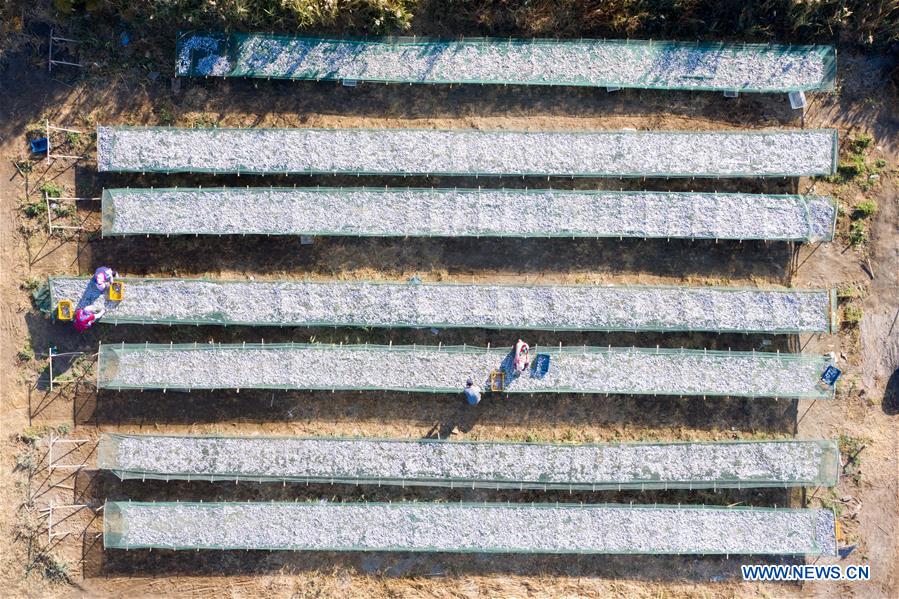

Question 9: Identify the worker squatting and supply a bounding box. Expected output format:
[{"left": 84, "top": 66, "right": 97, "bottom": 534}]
[{"left": 71, "top": 266, "right": 118, "bottom": 332}]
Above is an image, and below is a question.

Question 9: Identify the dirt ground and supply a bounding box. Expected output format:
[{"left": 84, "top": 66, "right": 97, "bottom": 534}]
[{"left": 0, "top": 35, "right": 896, "bottom": 599}]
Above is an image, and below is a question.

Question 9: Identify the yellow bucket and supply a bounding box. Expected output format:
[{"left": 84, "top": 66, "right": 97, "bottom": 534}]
[
  {"left": 489, "top": 370, "right": 505, "bottom": 392},
  {"left": 108, "top": 281, "right": 124, "bottom": 301},
  {"left": 57, "top": 300, "right": 74, "bottom": 321}
]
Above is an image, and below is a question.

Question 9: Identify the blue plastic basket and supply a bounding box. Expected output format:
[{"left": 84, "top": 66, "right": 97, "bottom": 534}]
[
  {"left": 820, "top": 365, "right": 841, "bottom": 386},
  {"left": 31, "top": 137, "right": 49, "bottom": 154},
  {"left": 531, "top": 354, "right": 551, "bottom": 379}
]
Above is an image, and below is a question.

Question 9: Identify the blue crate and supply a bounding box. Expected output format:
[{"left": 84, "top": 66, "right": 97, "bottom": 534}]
[
  {"left": 30, "top": 137, "right": 48, "bottom": 154},
  {"left": 821, "top": 365, "right": 841, "bottom": 386},
  {"left": 531, "top": 354, "right": 551, "bottom": 379}
]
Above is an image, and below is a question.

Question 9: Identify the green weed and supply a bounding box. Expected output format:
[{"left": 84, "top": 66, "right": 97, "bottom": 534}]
[
  {"left": 849, "top": 221, "right": 866, "bottom": 246},
  {"left": 156, "top": 104, "right": 176, "bottom": 126},
  {"left": 853, "top": 200, "right": 877, "bottom": 218},
  {"left": 186, "top": 113, "right": 217, "bottom": 129},
  {"left": 14, "top": 448, "right": 38, "bottom": 473},
  {"left": 428, "top": 1, "right": 898, "bottom": 47},
  {"left": 839, "top": 434, "right": 868, "bottom": 485},
  {"left": 18, "top": 425, "right": 51, "bottom": 445},
  {"left": 829, "top": 136, "right": 878, "bottom": 184},
  {"left": 22, "top": 200, "right": 46, "bottom": 219},
  {"left": 823, "top": 491, "right": 845, "bottom": 517},
  {"left": 25, "top": 122, "right": 44, "bottom": 138},
  {"left": 102, "top": 0, "right": 414, "bottom": 32},
  {"left": 20, "top": 276, "right": 42, "bottom": 292},
  {"left": 26, "top": 552, "right": 71, "bottom": 584},
  {"left": 560, "top": 428, "right": 578, "bottom": 442},
  {"left": 14, "top": 510, "right": 42, "bottom": 541},
  {"left": 40, "top": 182, "right": 64, "bottom": 198},
  {"left": 848, "top": 135, "right": 873, "bottom": 153},
  {"left": 16, "top": 340, "right": 34, "bottom": 363},
  {"left": 52, "top": 202, "right": 75, "bottom": 218},
  {"left": 836, "top": 286, "right": 861, "bottom": 300},
  {"left": 837, "top": 156, "right": 866, "bottom": 181},
  {"left": 14, "top": 160, "right": 34, "bottom": 174},
  {"left": 843, "top": 305, "right": 863, "bottom": 325}
]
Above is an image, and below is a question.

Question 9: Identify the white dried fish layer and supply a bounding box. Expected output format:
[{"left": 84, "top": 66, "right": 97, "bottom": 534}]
[
  {"left": 96, "top": 127, "right": 837, "bottom": 177},
  {"left": 51, "top": 277, "right": 831, "bottom": 333},
  {"left": 177, "top": 34, "right": 833, "bottom": 92},
  {"left": 100, "top": 435, "right": 835, "bottom": 488},
  {"left": 97, "top": 344, "right": 831, "bottom": 398},
  {"left": 101, "top": 188, "right": 836, "bottom": 242},
  {"left": 106, "top": 501, "right": 837, "bottom": 555}
]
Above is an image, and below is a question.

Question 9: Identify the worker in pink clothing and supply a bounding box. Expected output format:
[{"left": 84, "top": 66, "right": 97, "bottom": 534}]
[
  {"left": 93, "top": 266, "right": 117, "bottom": 291},
  {"left": 513, "top": 339, "right": 530, "bottom": 373},
  {"left": 73, "top": 305, "right": 106, "bottom": 332}
]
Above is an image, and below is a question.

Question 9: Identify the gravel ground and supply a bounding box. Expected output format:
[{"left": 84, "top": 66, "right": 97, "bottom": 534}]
[
  {"left": 176, "top": 34, "right": 835, "bottom": 92},
  {"left": 96, "top": 127, "right": 838, "bottom": 177},
  {"left": 98, "top": 434, "right": 839, "bottom": 489},
  {"left": 97, "top": 344, "right": 833, "bottom": 399},
  {"left": 101, "top": 187, "right": 837, "bottom": 242},
  {"left": 104, "top": 501, "right": 836, "bottom": 555},
  {"left": 50, "top": 277, "right": 832, "bottom": 333}
]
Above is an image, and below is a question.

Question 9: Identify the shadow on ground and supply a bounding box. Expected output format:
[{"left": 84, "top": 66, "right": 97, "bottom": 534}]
[
  {"left": 84, "top": 543, "right": 803, "bottom": 583},
  {"left": 883, "top": 367, "right": 899, "bottom": 416},
  {"left": 76, "top": 389, "right": 800, "bottom": 437}
]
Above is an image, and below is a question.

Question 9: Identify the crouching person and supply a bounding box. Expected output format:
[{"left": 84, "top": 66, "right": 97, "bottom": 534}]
[
  {"left": 463, "top": 378, "right": 482, "bottom": 405},
  {"left": 73, "top": 305, "right": 106, "bottom": 333},
  {"left": 93, "top": 266, "right": 118, "bottom": 291}
]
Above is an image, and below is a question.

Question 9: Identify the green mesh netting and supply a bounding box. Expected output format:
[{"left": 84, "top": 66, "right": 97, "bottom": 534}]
[
  {"left": 103, "top": 501, "right": 836, "bottom": 555},
  {"left": 48, "top": 276, "right": 837, "bottom": 334},
  {"left": 95, "top": 342, "right": 836, "bottom": 400},
  {"left": 97, "top": 433, "right": 840, "bottom": 490},
  {"left": 96, "top": 127, "right": 840, "bottom": 178},
  {"left": 176, "top": 32, "right": 836, "bottom": 93},
  {"left": 98, "top": 187, "right": 838, "bottom": 243}
]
